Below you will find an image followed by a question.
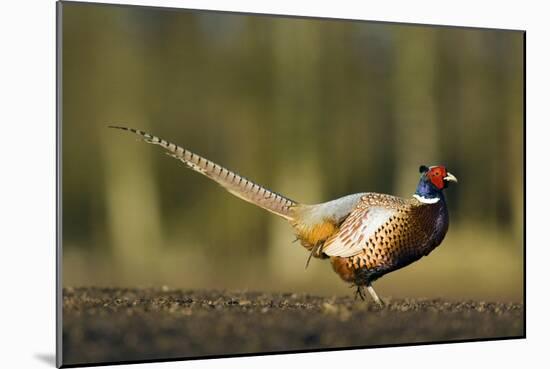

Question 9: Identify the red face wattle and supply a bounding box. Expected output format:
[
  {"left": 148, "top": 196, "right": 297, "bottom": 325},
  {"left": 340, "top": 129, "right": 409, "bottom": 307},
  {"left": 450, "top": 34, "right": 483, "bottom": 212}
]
[{"left": 427, "top": 166, "right": 448, "bottom": 190}]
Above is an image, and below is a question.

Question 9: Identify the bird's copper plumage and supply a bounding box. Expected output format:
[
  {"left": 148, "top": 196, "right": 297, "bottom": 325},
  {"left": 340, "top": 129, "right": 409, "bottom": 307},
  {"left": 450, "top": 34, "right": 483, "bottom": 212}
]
[
  {"left": 110, "top": 126, "right": 457, "bottom": 306},
  {"left": 325, "top": 193, "right": 449, "bottom": 286}
]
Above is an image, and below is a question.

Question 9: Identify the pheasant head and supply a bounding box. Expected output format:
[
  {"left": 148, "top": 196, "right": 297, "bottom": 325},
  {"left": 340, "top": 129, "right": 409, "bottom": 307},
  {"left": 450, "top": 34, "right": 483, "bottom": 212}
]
[{"left": 414, "top": 165, "right": 458, "bottom": 203}]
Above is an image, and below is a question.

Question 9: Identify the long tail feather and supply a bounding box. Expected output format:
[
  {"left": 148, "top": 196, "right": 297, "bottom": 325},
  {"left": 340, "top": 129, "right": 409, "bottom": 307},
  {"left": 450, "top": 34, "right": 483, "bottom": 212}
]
[{"left": 109, "top": 125, "right": 297, "bottom": 220}]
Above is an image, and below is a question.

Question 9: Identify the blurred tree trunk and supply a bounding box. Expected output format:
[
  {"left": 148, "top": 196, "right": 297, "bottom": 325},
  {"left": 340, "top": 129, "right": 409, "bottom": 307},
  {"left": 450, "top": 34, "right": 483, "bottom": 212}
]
[
  {"left": 504, "top": 34, "right": 524, "bottom": 243},
  {"left": 455, "top": 32, "right": 499, "bottom": 227},
  {"left": 267, "top": 19, "right": 324, "bottom": 281},
  {"left": 489, "top": 33, "right": 524, "bottom": 240},
  {"left": 392, "top": 27, "right": 438, "bottom": 197},
  {"left": 96, "top": 13, "right": 164, "bottom": 282}
]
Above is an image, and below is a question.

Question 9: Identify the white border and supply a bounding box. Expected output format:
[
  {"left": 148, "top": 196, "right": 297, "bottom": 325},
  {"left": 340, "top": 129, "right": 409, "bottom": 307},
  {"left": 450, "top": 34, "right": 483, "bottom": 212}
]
[{"left": 2, "top": 0, "right": 547, "bottom": 368}]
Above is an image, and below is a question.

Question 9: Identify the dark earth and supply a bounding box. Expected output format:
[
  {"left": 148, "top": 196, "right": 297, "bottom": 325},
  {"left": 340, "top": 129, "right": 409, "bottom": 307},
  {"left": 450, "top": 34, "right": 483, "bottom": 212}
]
[{"left": 62, "top": 287, "right": 524, "bottom": 367}]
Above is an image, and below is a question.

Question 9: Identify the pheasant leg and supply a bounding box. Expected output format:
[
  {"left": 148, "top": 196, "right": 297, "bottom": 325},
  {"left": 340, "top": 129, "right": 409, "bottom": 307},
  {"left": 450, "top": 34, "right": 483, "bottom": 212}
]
[
  {"left": 305, "top": 242, "right": 322, "bottom": 269},
  {"left": 366, "top": 283, "right": 385, "bottom": 307},
  {"left": 353, "top": 285, "right": 366, "bottom": 301}
]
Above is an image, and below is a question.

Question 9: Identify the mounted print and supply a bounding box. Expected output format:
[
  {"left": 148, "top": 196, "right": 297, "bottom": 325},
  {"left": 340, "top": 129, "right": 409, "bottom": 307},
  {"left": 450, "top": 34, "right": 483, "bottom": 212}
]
[{"left": 57, "top": 1, "right": 525, "bottom": 367}]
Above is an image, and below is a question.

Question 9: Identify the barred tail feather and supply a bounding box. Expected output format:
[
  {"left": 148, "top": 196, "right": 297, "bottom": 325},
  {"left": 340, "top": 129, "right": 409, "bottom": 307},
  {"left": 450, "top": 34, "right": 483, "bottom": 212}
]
[{"left": 109, "top": 126, "right": 297, "bottom": 220}]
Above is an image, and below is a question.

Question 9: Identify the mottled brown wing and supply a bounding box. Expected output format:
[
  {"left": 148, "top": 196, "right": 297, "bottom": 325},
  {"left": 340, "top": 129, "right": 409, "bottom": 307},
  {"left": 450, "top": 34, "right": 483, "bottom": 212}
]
[{"left": 322, "top": 204, "right": 396, "bottom": 258}]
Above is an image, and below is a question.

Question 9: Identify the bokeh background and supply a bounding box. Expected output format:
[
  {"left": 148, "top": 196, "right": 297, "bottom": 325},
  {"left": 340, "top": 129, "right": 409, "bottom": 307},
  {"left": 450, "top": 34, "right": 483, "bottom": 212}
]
[{"left": 61, "top": 3, "right": 524, "bottom": 301}]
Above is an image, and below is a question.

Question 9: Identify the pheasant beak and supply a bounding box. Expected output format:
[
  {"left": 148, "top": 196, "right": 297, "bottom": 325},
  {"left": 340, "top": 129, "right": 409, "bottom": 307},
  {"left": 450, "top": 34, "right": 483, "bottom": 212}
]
[{"left": 443, "top": 172, "right": 458, "bottom": 183}]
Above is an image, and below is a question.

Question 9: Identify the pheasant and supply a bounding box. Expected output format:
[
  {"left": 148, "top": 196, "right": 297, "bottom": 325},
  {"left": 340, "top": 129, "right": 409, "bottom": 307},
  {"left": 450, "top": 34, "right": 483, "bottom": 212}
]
[{"left": 110, "top": 126, "right": 458, "bottom": 306}]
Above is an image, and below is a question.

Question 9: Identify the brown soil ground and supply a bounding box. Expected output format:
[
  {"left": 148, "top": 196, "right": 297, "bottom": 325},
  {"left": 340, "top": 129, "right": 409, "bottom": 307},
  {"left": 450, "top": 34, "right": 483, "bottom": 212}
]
[{"left": 61, "top": 287, "right": 524, "bottom": 367}]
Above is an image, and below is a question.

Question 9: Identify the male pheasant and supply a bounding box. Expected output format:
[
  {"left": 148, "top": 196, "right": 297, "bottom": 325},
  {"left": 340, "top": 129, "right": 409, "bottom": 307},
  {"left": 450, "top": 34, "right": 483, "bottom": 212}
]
[{"left": 110, "top": 126, "right": 458, "bottom": 306}]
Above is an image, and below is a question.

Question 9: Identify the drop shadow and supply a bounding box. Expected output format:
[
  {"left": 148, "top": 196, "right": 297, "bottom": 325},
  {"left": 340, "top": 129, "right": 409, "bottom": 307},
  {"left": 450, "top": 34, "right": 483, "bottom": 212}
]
[{"left": 34, "top": 353, "right": 56, "bottom": 367}]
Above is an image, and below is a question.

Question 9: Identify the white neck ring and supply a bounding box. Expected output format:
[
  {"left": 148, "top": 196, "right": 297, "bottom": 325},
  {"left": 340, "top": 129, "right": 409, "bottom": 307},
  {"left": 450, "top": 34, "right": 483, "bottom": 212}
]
[{"left": 413, "top": 194, "right": 441, "bottom": 204}]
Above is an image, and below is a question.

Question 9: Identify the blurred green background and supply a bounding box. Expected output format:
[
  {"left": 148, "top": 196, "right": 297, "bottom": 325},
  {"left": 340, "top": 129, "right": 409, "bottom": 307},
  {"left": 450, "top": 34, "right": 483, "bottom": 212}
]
[{"left": 61, "top": 3, "right": 524, "bottom": 301}]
